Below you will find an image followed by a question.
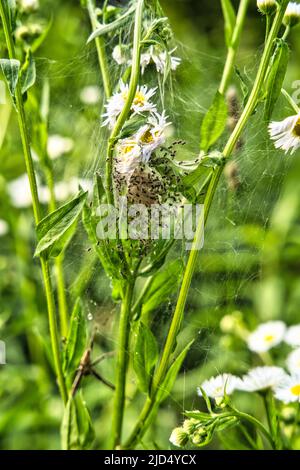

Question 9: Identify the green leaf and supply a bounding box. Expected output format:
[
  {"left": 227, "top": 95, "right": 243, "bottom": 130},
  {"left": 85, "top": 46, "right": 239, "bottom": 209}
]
[
  {"left": 34, "top": 191, "right": 88, "bottom": 259},
  {"left": 63, "top": 299, "right": 87, "bottom": 381},
  {"left": 264, "top": 39, "right": 290, "bottom": 121},
  {"left": 61, "top": 393, "right": 95, "bottom": 450},
  {"left": 220, "top": 0, "right": 236, "bottom": 47},
  {"left": 87, "top": 5, "right": 135, "bottom": 43},
  {"left": 156, "top": 340, "right": 194, "bottom": 403},
  {"left": 21, "top": 49, "right": 36, "bottom": 94},
  {"left": 200, "top": 91, "right": 228, "bottom": 152},
  {"left": 133, "top": 322, "right": 158, "bottom": 394},
  {"left": 0, "top": 59, "right": 20, "bottom": 101},
  {"left": 142, "top": 260, "right": 183, "bottom": 316}
]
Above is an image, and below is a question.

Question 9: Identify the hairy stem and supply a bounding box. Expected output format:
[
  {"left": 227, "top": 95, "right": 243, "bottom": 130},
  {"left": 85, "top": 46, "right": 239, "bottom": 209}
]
[
  {"left": 0, "top": 0, "right": 67, "bottom": 404},
  {"left": 105, "top": 0, "right": 144, "bottom": 205},
  {"left": 111, "top": 279, "right": 135, "bottom": 449},
  {"left": 86, "top": 0, "right": 111, "bottom": 99},
  {"left": 124, "top": 0, "right": 289, "bottom": 449}
]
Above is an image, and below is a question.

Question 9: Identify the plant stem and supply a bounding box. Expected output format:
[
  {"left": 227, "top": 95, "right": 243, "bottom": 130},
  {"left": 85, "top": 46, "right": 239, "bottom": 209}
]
[
  {"left": 262, "top": 390, "right": 282, "bottom": 449},
  {"left": 281, "top": 88, "right": 300, "bottom": 113},
  {"left": 111, "top": 278, "right": 135, "bottom": 449},
  {"left": 124, "top": 0, "right": 289, "bottom": 449},
  {"left": 231, "top": 408, "right": 275, "bottom": 449},
  {"left": 219, "top": 0, "right": 249, "bottom": 95},
  {"left": 45, "top": 165, "right": 69, "bottom": 338},
  {"left": 105, "top": 0, "right": 144, "bottom": 205},
  {"left": 86, "top": 0, "right": 111, "bottom": 99},
  {"left": 0, "top": 0, "right": 67, "bottom": 404}
]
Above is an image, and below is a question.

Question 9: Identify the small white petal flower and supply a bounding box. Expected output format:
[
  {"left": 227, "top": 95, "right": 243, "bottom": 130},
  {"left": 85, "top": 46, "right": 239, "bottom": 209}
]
[
  {"left": 274, "top": 373, "right": 300, "bottom": 403},
  {"left": 112, "top": 45, "right": 129, "bottom": 65},
  {"left": 0, "top": 219, "right": 9, "bottom": 237},
  {"left": 135, "top": 111, "right": 171, "bottom": 162},
  {"left": 197, "top": 373, "right": 241, "bottom": 398},
  {"left": 247, "top": 321, "right": 286, "bottom": 353},
  {"left": 47, "top": 135, "right": 74, "bottom": 160},
  {"left": 269, "top": 113, "right": 300, "bottom": 155},
  {"left": 238, "top": 366, "right": 288, "bottom": 392},
  {"left": 283, "top": 2, "right": 300, "bottom": 27},
  {"left": 102, "top": 82, "right": 157, "bottom": 128},
  {"left": 80, "top": 85, "right": 101, "bottom": 105},
  {"left": 115, "top": 138, "right": 142, "bottom": 177},
  {"left": 287, "top": 348, "right": 300, "bottom": 373},
  {"left": 169, "top": 427, "right": 188, "bottom": 447},
  {"left": 140, "top": 51, "right": 152, "bottom": 74},
  {"left": 285, "top": 325, "right": 300, "bottom": 347},
  {"left": 8, "top": 174, "right": 33, "bottom": 208},
  {"left": 257, "top": 0, "right": 277, "bottom": 15}
]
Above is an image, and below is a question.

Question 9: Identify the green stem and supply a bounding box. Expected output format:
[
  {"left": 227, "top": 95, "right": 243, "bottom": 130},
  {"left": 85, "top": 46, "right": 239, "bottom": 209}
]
[
  {"left": 111, "top": 279, "right": 135, "bottom": 449},
  {"left": 86, "top": 0, "right": 111, "bottom": 99},
  {"left": 219, "top": 0, "right": 249, "bottom": 95},
  {"left": 282, "top": 24, "right": 290, "bottom": 41},
  {"left": 124, "top": 0, "right": 289, "bottom": 449},
  {"left": 231, "top": 408, "right": 275, "bottom": 449},
  {"left": 45, "top": 165, "right": 69, "bottom": 338},
  {"left": 262, "top": 390, "right": 282, "bottom": 449},
  {"left": 105, "top": 0, "right": 144, "bottom": 205},
  {"left": 281, "top": 88, "right": 300, "bottom": 113},
  {"left": 0, "top": 0, "right": 67, "bottom": 404}
]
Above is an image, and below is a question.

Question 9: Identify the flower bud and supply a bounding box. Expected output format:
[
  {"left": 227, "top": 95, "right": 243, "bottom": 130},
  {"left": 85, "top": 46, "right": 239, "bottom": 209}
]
[
  {"left": 257, "top": 0, "right": 277, "bottom": 15},
  {"left": 283, "top": 2, "right": 300, "bottom": 27},
  {"left": 169, "top": 427, "right": 189, "bottom": 447},
  {"left": 182, "top": 418, "right": 198, "bottom": 434},
  {"left": 18, "top": 0, "right": 39, "bottom": 13}
]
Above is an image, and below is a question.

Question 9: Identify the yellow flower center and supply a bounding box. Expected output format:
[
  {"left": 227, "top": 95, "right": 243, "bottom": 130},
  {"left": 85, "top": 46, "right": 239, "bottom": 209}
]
[
  {"left": 264, "top": 335, "right": 275, "bottom": 343},
  {"left": 141, "top": 129, "right": 154, "bottom": 144},
  {"left": 293, "top": 117, "right": 300, "bottom": 137},
  {"left": 133, "top": 91, "right": 146, "bottom": 107},
  {"left": 290, "top": 384, "right": 300, "bottom": 396}
]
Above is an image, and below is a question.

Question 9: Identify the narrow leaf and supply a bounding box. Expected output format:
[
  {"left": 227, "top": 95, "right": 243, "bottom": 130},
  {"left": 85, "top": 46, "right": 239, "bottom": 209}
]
[
  {"left": 156, "top": 340, "right": 194, "bottom": 403},
  {"left": 0, "top": 59, "right": 20, "bottom": 100},
  {"left": 133, "top": 322, "right": 158, "bottom": 394},
  {"left": 35, "top": 190, "right": 87, "bottom": 259},
  {"left": 21, "top": 49, "right": 36, "bottom": 94},
  {"left": 61, "top": 394, "right": 95, "bottom": 450},
  {"left": 200, "top": 91, "right": 227, "bottom": 152},
  {"left": 264, "top": 39, "right": 290, "bottom": 121},
  {"left": 87, "top": 5, "right": 135, "bottom": 43}
]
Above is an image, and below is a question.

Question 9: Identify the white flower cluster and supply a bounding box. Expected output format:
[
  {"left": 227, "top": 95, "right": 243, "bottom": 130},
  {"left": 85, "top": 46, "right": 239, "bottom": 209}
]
[
  {"left": 112, "top": 44, "right": 181, "bottom": 76},
  {"left": 196, "top": 321, "right": 300, "bottom": 404},
  {"left": 102, "top": 82, "right": 170, "bottom": 178}
]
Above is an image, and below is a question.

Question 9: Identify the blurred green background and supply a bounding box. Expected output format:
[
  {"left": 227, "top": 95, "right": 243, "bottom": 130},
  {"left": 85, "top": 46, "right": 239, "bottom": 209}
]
[{"left": 0, "top": 0, "right": 300, "bottom": 449}]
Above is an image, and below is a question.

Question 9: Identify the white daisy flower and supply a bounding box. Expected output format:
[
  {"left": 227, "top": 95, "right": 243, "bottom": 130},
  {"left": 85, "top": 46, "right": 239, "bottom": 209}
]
[
  {"left": 274, "top": 373, "right": 300, "bottom": 403},
  {"left": 140, "top": 46, "right": 181, "bottom": 75},
  {"left": 115, "top": 138, "right": 142, "bottom": 176},
  {"left": 257, "top": 0, "right": 277, "bottom": 15},
  {"left": 135, "top": 111, "right": 171, "bottom": 162},
  {"left": 80, "top": 85, "right": 101, "bottom": 105},
  {"left": 287, "top": 348, "right": 300, "bottom": 373},
  {"left": 169, "top": 427, "right": 188, "bottom": 447},
  {"left": 0, "top": 219, "right": 9, "bottom": 237},
  {"left": 283, "top": 2, "right": 300, "bottom": 27},
  {"left": 269, "top": 113, "right": 300, "bottom": 154},
  {"left": 247, "top": 321, "right": 286, "bottom": 353},
  {"left": 102, "top": 82, "right": 157, "bottom": 128},
  {"left": 112, "top": 45, "right": 129, "bottom": 65},
  {"left": 238, "top": 366, "right": 288, "bottom": 392},
  {"left": 285, "top": 325, "right": 300, "bottom": 347},
  {"left": 8, "top": 174, "right": 33, "bottom": 208},
  {"left": 197, "top": 373, "right": 241, "bottom": 398},
  {"left": 47, "top": 135, "right": 74, "bottom": 160}
]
